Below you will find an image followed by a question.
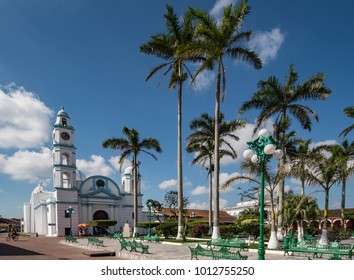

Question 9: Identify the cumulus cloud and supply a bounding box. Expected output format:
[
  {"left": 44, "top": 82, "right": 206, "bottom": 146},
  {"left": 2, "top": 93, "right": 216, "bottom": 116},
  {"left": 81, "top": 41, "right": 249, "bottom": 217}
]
[
  {"left": 0, "top": 147, "right": 52, "bottom": 181},
  {"left": 249, "top": 28, "right": 285, "bottom": 65},
  {"left": 187, "top": 201, "right": 209, "bottom": 210},
  {"left": 158, "top": 179, "right": 177, "bottom": 190},
  {"left": 190, "top": 185, "right": 209, "bottom": 196},
  {"left": 0, "top": 84, "right": 53, "bottom": 149},
  {"left": 108, "top": 156, "right": 131, "bottom": 173},
  {"left": 76, "top": 155, "right": 114, "bottom": 177}
]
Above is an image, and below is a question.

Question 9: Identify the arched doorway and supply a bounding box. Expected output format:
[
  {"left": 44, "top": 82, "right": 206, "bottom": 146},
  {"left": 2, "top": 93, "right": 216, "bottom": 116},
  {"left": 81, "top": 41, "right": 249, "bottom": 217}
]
[{"left": 92, "top": 210, "right": 109, "bottom": 235}]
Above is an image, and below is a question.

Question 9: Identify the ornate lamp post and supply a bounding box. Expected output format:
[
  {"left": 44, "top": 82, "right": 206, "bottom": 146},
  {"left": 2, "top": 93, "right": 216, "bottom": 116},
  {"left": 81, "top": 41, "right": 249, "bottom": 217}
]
[
  {"left": 147, "top": 202, "right": 153, "bottom": 236},
  {"left": 66, "top": 206, "right": 74, "bottom": 237},
  {"left": 243, "top": 128, "right": 283, "bottom": 260}
]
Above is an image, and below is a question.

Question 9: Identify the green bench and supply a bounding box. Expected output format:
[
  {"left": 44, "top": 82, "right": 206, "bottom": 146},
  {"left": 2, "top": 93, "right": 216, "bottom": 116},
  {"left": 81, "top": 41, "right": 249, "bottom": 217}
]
[
  {"left": 284, "top": 240, "right": 353, "bottom": 260},
  {"left": 140, "top": 234, "right": 161, "bottom": 243},
  {"left": 64, "top": 235, "right": 77, "bottom": 243},
  {"left": 87, "top": 237, "right": 104, "bottom": 246},
  {"left": 108, "top": 232, "right": 123, "bottom": 239},
  {"left": 189, "top": 244, "right": 248, "bottom": 260},
  {"left": 206, "top": 237, "right": 248, "bottom": 251},
  {"left": 118, "top": 238, "right": 131, "bottom": 251},
  {"left": 129, "top": 240, "right": 150, "bottom": 254}
]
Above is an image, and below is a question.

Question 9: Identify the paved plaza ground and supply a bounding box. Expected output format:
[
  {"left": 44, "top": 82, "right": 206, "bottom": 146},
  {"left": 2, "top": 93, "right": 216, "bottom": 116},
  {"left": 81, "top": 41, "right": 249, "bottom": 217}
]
[{"left": 2, "top": 234, "right": 353, "bottom": 260}]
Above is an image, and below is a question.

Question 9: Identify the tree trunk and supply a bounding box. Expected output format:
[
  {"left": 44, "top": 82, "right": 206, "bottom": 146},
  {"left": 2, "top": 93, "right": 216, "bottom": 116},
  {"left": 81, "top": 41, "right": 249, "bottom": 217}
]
[
  {"left": 208, "top": 159, "right": 213, "bottom": 228},
  {"left": 319, "top": 188, "right": 329, "bottom": 245},
  {"left": 267, "top": 195, "right": 279, "bottom": 249},
  {"left": 211, "top": 59, "right": 221, "bottom": 240},
  {"left": 132, "top": 155, "right": 139, "bottom": 237},
  {"left": 341, "top": 179, "right": 346, "bottom": 228},
  {"left": 176, "top": 80, "right": 184, "bottom": 240}
]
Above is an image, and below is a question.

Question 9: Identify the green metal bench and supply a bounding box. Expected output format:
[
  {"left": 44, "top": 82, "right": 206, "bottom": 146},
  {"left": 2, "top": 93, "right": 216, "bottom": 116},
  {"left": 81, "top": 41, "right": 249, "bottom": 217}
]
[
  {"left": 108, "top": 232, "right": 123, "bottom": 239},
  {"left": 87, "top": 236, "right": 104, "bottom": 246},
  {"left": 140, "top": 234, "right": 161, "bottom": 243},
  {"left": 64, "top": 235, "right": 77, "bottom": 243},
  {"left": 212, "top": 247, "right": 248, "bottom": 260},
  {"left": 129, "top": 240, "right": 149, "bottom": 254},
  {"left": 285, "top": 240, "right": 353, "bottom": 260},
  {"left": 206, "top": 237, "right": 248, "bottom": 251},
  {"left": 189, "top": 244, "right": 214, "bottom": 260},
  {"left": 118, "top": 238, "right": 131, "bottom": 251},
  {"left": 189, "top": 244, "right": 248, "bottom": 260}
]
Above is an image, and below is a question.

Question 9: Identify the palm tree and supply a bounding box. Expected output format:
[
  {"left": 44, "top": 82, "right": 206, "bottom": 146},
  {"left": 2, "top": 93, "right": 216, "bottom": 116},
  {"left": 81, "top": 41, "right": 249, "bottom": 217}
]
[
  {"left": 305, "top": 150, "right": 341, "bottom": 245},
  {"left": 222, "top": 158, "right": 283, "bottom": 249},
  {"left": 239, "top": 64, "right": 331, "bottom": 240},
  {"left": 319, "top": 140, "right": 354, "bottom": 227},
  {"left": 102, "top": 127, "right": 162, "bottom": 237},
  {"left": 186, "top": 112, "right": 246, "bottom": 227},
  {"left": 283, "top": 194, "right": 320, "bottom": 241},
  {"left": 339, "top": 106, "right": 354, "bottom": 138},
  {"left": 188, "top": 0, "right": 262, "bottom": 240},
  {"left": 140, "top": 5, "right": 199, "bottom": 240}
]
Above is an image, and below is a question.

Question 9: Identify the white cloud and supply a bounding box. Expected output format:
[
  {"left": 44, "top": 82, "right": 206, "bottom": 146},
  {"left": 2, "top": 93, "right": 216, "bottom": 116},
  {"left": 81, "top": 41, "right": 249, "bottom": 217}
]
[
  {"left": 77, "top": 155, "right": 114, "bottom": 177},
  {"left": 187, "top": 201, "right": 209, "bottom": 210},
  {"left": 108, "top": 156, "right": 131, "bottom": 173},
  {"left": 0, "top": 147, "right": 52, "bottom": 181},
  {"left": 190, "top": 185, "right": 209, "bottom": 196},
  {"left": 0, "top": 84, "right": 53, "bottom": 149},
  {"left": 194, "top": 70, "right": 215, "bottom": 92},
  {"left": 249, "top": 28, "right": 285, "bottom": 65},
  {"left": 158, "top": 179, "right": 177, "bottom": 190},
  {"left": 210, "top": 0, "right": 237, "bottom": 19}
]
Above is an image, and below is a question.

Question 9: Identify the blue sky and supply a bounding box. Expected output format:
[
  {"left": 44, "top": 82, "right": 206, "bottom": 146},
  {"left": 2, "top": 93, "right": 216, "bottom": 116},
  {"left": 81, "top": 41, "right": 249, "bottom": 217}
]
[{"left": 0, "top": 0, "right": 353, "bottom": 218}]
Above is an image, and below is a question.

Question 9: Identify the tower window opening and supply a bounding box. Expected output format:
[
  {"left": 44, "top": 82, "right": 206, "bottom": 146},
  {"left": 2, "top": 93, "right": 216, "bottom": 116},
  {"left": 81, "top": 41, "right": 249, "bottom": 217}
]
[{"left": 62, "top": 118, "right": 67, "bottom": 126}]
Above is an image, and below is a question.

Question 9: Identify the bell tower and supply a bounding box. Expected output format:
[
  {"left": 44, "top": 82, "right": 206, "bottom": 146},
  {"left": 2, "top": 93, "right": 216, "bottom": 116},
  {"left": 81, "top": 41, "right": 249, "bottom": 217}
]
[{"left": 52, "top": 107, "right": 77, "bottom": 189}]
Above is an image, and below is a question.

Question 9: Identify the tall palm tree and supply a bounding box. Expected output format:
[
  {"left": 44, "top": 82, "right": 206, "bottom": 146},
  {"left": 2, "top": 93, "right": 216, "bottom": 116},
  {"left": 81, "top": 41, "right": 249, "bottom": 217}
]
[
  {"left": 140, "top": 5, "right": 199, "bottom": 240},
  {"left": 319, "top": 140, "right": 354, "bottom": 226},
  {"left": 283, "top": 194, "right": 320, "bottom": 241},
  {"left": 239, "top": 64, "right": 331, "bottom": 240},
  {"left": 305, "top": 150, "right": 341, "bottom": 245},
  {"left": 102, "top": 127, "right": 162, "bottom": 237},
  {"left": 188, "top": 0, "right": 262, "bottom": 239},
  {"left": 339, "top": 106, "right": 354, "bottom": 138},
  {"left": 186, "top": 112, "right": 246, "bottom": 227},
  {"left": 222, "top": 159, "right": 283, "bottom": 249}
]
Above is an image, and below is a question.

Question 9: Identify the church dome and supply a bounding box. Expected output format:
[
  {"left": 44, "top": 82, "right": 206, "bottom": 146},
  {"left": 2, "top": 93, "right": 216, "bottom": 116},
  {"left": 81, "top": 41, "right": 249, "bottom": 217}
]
[
  {"left": 123, "top": 166, "right": 132, "bottom": 175},
  {"left": 57, "top": 106, "right": 70, "bottom": 118},
  {"left": 77, "top": 169, "right": 87, "bottom": 181},
  {"left": 32, "top": 182, "right": 46, "bottom": 195}
]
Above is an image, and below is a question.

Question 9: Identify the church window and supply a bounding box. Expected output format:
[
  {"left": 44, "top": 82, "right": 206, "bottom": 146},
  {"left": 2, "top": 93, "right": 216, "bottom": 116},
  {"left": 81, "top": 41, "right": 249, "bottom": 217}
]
[
  {"left": 96, "top": 179, "right": 105, "bottom": 188},
  {"left": 63, "top": 173, "right": 70, "bottom": 188},
  {"left": 62, "top": 153, "right": 70, "bottom": 165},
  {"left": 62, "top": 118, "right": 67, "bottom": 126}
]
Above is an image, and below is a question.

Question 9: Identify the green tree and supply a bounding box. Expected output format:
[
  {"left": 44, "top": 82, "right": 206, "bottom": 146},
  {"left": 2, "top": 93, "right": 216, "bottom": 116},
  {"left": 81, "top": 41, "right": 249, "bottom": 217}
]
[
  {"left": 188, "top": 0, "right": 262, "bottom": 239},
  {"left": 283, "top": 194, "right": 320, "bottom": 241},
  {"left": 239, "top": 64, "right": 331, "bottom": 240},
  {"left": 319, "top": 140, "right": 354, "bottom": 226},
  {"left": 164, "top": 190, "right": 189, "bottom": 221},
  {"left": 102, "top": 127, "right": 162, "bottom": 236},
  {"left": 338, "top": 106, "right": 354, "bottom": 138},
  {"left": 140, "top": 5, "right": 199, "bottom": 239},
  {"left": 186, "top": 112, "right": 246, "bottom": 227},
  {"left": 306, "top": 149, "right": 341, "bottom": 244}
]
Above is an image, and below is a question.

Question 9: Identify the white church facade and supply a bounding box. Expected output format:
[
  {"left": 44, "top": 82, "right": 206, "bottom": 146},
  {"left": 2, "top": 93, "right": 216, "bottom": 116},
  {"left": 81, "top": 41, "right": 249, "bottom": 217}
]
[{"left": 23, "top": 107, "right": 142, "bottom": 237}]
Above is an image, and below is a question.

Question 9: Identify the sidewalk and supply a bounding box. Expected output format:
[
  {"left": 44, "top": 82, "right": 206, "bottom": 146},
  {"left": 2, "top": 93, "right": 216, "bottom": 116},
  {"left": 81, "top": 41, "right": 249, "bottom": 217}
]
[{"left": 60, "top": 237, "right": 313, "bottom": 260}]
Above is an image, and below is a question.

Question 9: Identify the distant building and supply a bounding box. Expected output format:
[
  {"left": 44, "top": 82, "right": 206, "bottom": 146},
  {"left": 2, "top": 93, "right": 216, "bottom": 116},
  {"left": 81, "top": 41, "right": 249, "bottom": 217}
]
[{"left": 23, "top": 107, "right": 142, "bottom": 237}]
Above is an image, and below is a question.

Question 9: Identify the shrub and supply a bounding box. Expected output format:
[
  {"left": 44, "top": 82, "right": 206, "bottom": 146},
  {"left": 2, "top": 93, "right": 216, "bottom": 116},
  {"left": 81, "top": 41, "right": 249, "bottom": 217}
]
[
  {"left": 328, "top": 227, "right": 352, "bottom": 241},
  {"left": 154, "top": 222, "right": 178, "bottom": 238},
  {"left": 188, "top": 224, "right": 209, "bottom": 238}
]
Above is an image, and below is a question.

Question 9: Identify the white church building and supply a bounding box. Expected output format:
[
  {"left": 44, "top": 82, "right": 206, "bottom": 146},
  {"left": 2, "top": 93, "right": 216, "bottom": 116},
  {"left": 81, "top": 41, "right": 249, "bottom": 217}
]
[{"left": 23, "top": 107, "right": 143, "bottom": 237}]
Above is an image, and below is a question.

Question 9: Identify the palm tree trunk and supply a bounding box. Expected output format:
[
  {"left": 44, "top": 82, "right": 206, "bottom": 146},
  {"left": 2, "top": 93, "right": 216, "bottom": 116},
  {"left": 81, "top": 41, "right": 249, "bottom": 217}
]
[
  {"left": 319, "top": 188, "right": 329, "bottom": 245},
  {"left": 176, "top": 80, "right": 184, "bottom": 240},
  {"left": 208, "top": 160, "right": 213, "bottom": 228},
  {"left": 211, "top": 59, "right": 221, "bottom": 240},
  {"left": 341, "top": 179, "right": 346, "bottom": 228},
  {"left": 267, "top": 192, "right": 279, "bottom": 249},
  {"left": 132, "top": 155, "right": 139, "bottom": 237}
]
